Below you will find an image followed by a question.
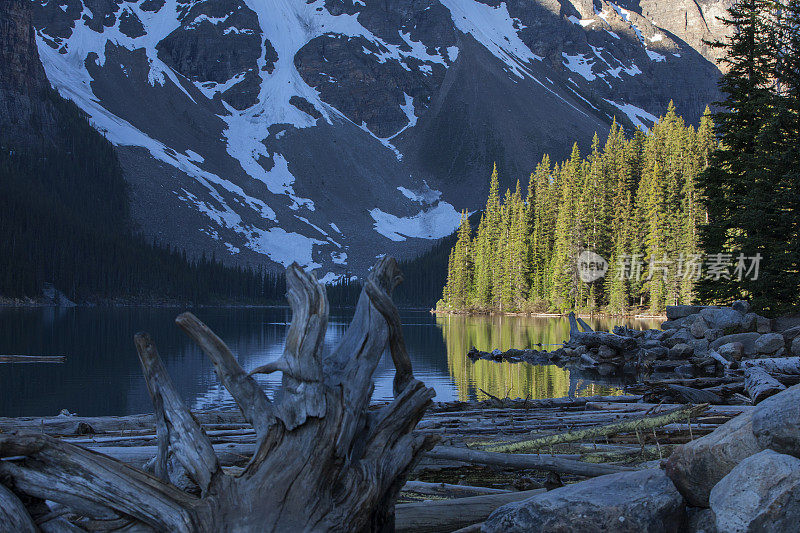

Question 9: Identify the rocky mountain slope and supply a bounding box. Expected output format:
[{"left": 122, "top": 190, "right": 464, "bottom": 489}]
[{"left": 22, "top": 0, "right": 731, "bottom": 278}]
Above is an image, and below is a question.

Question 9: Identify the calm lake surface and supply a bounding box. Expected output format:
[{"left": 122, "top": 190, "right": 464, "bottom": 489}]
[{"left": 0, "top": 307, "right": 660, "bottom": 417}]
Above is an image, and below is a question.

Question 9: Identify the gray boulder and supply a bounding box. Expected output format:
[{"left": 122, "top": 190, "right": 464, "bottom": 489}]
[
  {"left": 690, "top": 317, "right": 709, "bottom": 339},
  {"left": 483, "top": 469, "right": 686, "bottom": 533},
  {"left": 717, "top": 342, "right": 743, "bottom": 361},
  {"left": 756, "top": 315, "right": 773, "bottom": 333},
  {"left": 700, "top": 307, "right": 744, "bottom": 332},
  {"left": 689, "top": 338, "right": 709, "bottom": 354},
  {"left": 686, "top": 507, "right": 717, "bottom": 533},
  {"left": 731, "top": 300, "right": 750, "bottom": 314},
  {"left": 752, "top": 383, "right": 800, "bottom": 457},
  {"left": 704, "top": 328, "right": 722, "bottom": 342},
  {"left": 755, "top": 333, "right": 784, "bottom": 355},
  {"left": 782, "top": 325, "right": 800, "bottom": 342},
  {"left": 793, "top": 337, "right": 800, "bottom": 357},
  {"left": 669, "top": 343, "right": 694, "bottom": 359},
  {"left": 710, "top": 333, "right": 761, "bottom": 355},
  {"left": 740, "top": 313, "right": 757, "bottom": 332},
  {"left": 664, "top": 411, "right": 760, "bottom": 507},
  {"left": 710, "top": 450, "right": 800, "bottom": 533},
  {"left": 666, "top": 305, "right": 706, "bottom": 320}
]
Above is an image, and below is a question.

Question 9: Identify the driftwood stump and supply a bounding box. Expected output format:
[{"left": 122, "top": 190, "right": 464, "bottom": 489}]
[{"left": 0, "top": 257, "right": 436, "bottom": 531}]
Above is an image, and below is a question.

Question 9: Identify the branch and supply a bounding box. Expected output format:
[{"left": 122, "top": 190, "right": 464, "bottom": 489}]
[
  {"left": 175, "top": 312, "right": 273, "bottom": 436},
  {"left": 0, "top": 434, "right": 197, "bottom": 531},
  {"left": 134, "top": 333, "right": 220, "bottom": 494},
  {"left": 483, "top": 403, "right": 710, "bottom": 453},
  {"left": 364, "top": 266, "right": 413, "bottom": 396},
  {"left": 0, "top": 482, "right": 37, "bottom": 533},
  {"left": 426, "top": 446, "right": 632, "bottom": 477},
  {"left": 251, "top": 264, "right": 328, "bottom": 383}
]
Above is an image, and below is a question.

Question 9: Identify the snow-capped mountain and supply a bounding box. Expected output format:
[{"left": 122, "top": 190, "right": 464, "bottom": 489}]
[{"left": 27, "top": 0, "right": 730, "bottom": 278}]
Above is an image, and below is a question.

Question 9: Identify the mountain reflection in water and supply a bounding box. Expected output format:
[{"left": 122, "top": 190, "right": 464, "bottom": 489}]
[{"left": 0, "top": 307, "right": 659, "bottom": 417}]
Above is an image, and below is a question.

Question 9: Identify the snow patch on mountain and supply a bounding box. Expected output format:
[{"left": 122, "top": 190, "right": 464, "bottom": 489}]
[
  {"left": 562, "top": 53, "right": 596, "bottom": 81},
  {"left": 605, "top": 99, "right": 659, "bottom": 132},
  {"left": 370, "top": 202, "right": 461, "bottom": 242},
  {"left": 440, "top": 0, "right": 542, "bottom": 79}
]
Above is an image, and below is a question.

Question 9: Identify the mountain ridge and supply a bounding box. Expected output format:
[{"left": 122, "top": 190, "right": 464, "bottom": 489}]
[{"left": 17, "top": 0, "right": 731, "bottom": 279}]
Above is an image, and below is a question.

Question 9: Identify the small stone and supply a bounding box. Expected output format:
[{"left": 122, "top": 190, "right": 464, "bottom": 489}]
[
  {"left": 675, "top": 364, "right": 696, "bottom": 377},
  {"left": 669, "top": 343, "right": 694, "bottom": 359},
  {"left": 731, "top": 300, "right": 750, "bottom": 314},
  {"left": 755, "top": 333, "right": 784, "bottom": 354},
  {"left": 717, "top": 342, "right": 743, "bottom": 361}
]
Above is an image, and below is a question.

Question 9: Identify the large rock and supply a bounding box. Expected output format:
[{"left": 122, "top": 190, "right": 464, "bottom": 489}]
[
  {"left": 666, "top": 305, "right": 706, "bottom": 320},
  {"left": 730, "top": 300, "right": 750, "bottom": 314},
  {"left": 756, "top": 315, "right": 773, "bottom": 333},
  {"left": 782, "top": 325, "right": 800, "bottom": 342},
  {"left": 664, "top": 411, "right": 760, "bottom": 507},
  {"left": 710, "top": 450, "right": 800, "bottom": 533},
  {"left": 755, "top": 333, "right": 784, "bottom": 355},
  {"left": 669, "top": 343, "right": 694, "bottom": 359},
  {"left": 690, "top": 317, "right": 709, "bottom": 339},
  {"left": 700, "top": 307, "right": 744, "bottom": 333},
  {"left": 710, "top": 332, "right": 761, "bottom": 355},
  {"left": 483, "top": 469, "right": 686, "bottom": 533},
  {"left": 717, "top": 342, "right": 743, "bottom": 361},
  {"left": 686, "top": 507, "right": 717, "bottom": 533},
  {"left": 751, "top": 383, "right": 800, "bottom": 457},
  {"left": 793, "top": 337, "right": 800, "bottom": 357}
]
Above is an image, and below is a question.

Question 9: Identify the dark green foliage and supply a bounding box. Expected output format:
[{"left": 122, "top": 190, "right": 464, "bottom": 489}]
[
  {"left": 697, "top": 0, "right": 800, "bottom": 315},
  {"left": 436, "top": 107, "right": 713, "bottom": 314}
]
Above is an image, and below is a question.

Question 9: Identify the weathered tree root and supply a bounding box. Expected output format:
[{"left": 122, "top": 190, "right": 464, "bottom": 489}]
[{"left": 0, "top": 257, "right": 436, "bottom": 532}]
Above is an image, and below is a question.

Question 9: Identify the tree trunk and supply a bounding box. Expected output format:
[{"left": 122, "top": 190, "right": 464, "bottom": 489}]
[{"left": 0, "top": 257, "right": 436, "bottom": 532}]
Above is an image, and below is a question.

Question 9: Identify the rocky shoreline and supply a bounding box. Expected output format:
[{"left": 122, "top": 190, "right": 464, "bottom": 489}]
[{"left": 469, "top": 301, "right": 800, "bottom": 405}]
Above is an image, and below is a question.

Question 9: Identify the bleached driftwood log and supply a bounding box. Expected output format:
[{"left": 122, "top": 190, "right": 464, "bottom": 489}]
[
  {"left": 0, "top": 257, "right": 436, "bottom": 532},
  {"left": 744, "top": 366, "right": 786, "bottom": 404}
]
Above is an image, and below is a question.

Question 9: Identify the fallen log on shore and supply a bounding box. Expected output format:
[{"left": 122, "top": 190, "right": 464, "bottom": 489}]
[
  {"left": 428, "top": 446, "right": 632, "bottom": 477},
  {"left": 744, "top": 366, "right": 786, "bottom": 404},
  {"left": 395, "top": 488, "right": 546, "bottom": 533},
  {"left": 484, "top": 403, "right": 710, "bottom": 453},
  {"left": 0, "top": 355, "right": 65, "bottom": 363}
]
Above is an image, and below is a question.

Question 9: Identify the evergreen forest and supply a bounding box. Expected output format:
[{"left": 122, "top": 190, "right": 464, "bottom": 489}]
[{"left": 439, "top": 105, "right": 716, "bottom": 315}]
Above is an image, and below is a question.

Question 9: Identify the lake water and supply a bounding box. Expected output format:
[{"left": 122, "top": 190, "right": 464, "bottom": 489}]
[{"left": 0, "top": 307, "right": 660, "bottom": 417}]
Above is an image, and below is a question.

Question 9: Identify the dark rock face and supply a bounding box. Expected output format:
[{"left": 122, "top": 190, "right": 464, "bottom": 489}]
[
  {"left": 14, "top": 0, "right": 732, "bottom": 274},
  {"left": 484, "top": 469, "right": 686, "bottom": 532},
  {"left": 157, "top": 0, "right": 261, "bottom": 82},
  {"left": 0, "top": 0, "right": 57, "bottom": 146}
]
